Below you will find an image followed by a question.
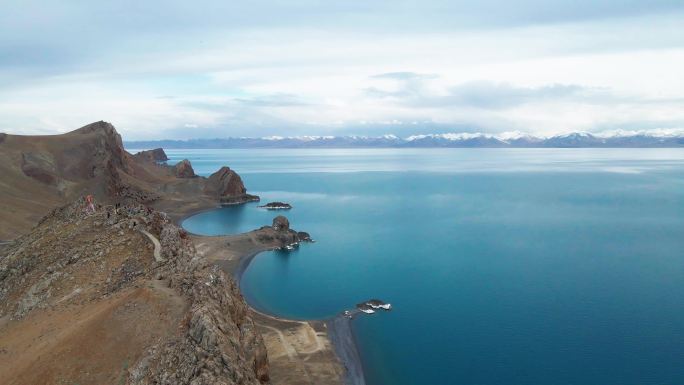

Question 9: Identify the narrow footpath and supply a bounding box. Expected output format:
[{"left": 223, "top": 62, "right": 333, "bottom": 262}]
[{"left": 138, "top": 229, "right": 164, "bottom": 262}]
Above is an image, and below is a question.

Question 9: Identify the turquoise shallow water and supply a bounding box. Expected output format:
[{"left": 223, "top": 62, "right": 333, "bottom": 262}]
[{"left": 167, "top": 149, "right": 684, "bottom": 385}]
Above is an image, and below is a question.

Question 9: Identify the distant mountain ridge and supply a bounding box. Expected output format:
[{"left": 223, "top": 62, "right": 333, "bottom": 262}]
[{"left": 126, "top": 130, "right": 684, "bottom": 149}]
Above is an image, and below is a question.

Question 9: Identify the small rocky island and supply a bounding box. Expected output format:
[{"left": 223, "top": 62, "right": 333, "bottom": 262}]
[
  {"left": 133, "top": 147, "right": 168, "bottom": 163},
  {"left": 258, "top": 216, "right": 314, "bottom": 250},
  {"left": 258, "top": 201, "right": 292, "bottom": 210},
  {"left": 356, "top": 299, "right": 392, "bottom": 314},
  {"left": 356, "top": 299, "right": 393, "bottom": 314}
]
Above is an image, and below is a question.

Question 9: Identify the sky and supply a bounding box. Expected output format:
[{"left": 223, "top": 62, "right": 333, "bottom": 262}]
[{"left": 1, "top": 1, "right": 684, "bottom": 140}]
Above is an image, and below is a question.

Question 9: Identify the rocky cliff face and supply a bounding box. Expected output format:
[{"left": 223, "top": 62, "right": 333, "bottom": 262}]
[
  {"left": 70, "top": 121, "right": 131, "bottom": 173},
  {"left": 0, "top": 201, "right": 269, "bottom": 384},
  {"left": 174, "top": 159, "right": 196, "bottom": 178}
]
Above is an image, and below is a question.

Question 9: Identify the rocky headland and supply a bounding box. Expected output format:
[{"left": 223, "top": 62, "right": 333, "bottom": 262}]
[
  {"left": 0, "top": 121, "right": 349, "bottom": 385},
  {"left": 133, "top": 148, "right": 169, "bottom": 163},
  {"left": 205, "top": 166, "right": 260, "bottom": 205}
]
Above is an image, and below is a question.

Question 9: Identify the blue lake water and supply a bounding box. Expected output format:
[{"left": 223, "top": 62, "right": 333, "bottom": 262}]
[{"left": 163, "top": 148, "right": 684, "bottom": 385}]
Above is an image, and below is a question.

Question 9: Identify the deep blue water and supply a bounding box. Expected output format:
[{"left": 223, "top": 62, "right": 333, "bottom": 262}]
[{"left": 161, "top": 149, "right": 684, "bottom": 385}]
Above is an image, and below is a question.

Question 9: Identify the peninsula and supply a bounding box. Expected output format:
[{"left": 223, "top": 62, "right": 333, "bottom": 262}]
[{"left": 0, "top": 121, "right": 353, "bottom": 385}]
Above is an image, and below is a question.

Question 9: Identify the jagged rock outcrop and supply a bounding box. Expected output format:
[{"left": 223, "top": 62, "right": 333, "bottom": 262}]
[
  {"left": 74, "top": 120, "right": 134, "bottom": 177},
  {"left": 206, "top": 166, "right": 246, "bottom": 196},
  {"left": 131, "top": 259, "right": 269, "bottom": 385},
  {"left": 131, "top": 223, "right": 269, "bottom": 385},
  {"left": 272, "top": 216, "right": 290, "bottom": 231},
  {"left": 0, "top": 201, "right": 269, "bottom": 384},
  {"left": 174, "top": 159, "right": 196, "bottom": 178},
  {"left": 134, "top": 148, "right": 169, "bottom": 162},
  {"left": 159, "top": 223, "right": 184, "bottom": 260},
  {"left": 251, "top": 216, "right": 303, "bottom": 246},
  {"left": 205, "top": 166, "right": 260, "bottom": 205}
]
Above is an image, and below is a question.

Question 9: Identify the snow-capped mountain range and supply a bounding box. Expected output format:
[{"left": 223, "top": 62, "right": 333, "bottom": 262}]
[{"left": 126, "top": 130, "right": 684, "bottom": 149}]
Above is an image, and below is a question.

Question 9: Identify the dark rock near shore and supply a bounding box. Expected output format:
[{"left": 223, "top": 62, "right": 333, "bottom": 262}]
[
  {"left": 133, "top": 148, "right": 168, "bottom": 162},
  {"left": 206, "top": 166, "right": 260, "bottom": 205},
  {"left": 272, "top": 216, "right": 290, "bottom": 231},
  {"left": 174, "top": 159, "right": 196, "bottom": 178},
  {"left": 356, "top": 299, "right": 392, "bottom": 313},
  {"left": 206, "top": 167, "right": 246, "bottom": 196},
  {"left": 297, "top": 231, "right": 312, "bottom": 242},
  {"left": 253, "top": 217, "right": 304, "bottom": 248}
]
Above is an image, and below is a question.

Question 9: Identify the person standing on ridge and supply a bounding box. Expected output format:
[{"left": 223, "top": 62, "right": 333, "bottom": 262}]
[{"left": 85, "top": 194, "right": 95, "bottom": 214}]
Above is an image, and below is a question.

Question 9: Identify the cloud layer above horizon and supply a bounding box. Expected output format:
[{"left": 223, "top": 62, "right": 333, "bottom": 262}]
[{"left": 1, "top": 0, "right": 684, "bottom": 140}]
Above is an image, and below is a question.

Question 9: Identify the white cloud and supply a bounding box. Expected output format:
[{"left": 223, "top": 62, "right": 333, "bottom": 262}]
[{"left": 0, "top": 4, "right": 683, "bottom": 139}]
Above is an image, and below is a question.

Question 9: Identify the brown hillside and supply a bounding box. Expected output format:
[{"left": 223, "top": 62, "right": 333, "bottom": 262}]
[{"left": 0, "top": 121, "right": 258, "bottom": 239}]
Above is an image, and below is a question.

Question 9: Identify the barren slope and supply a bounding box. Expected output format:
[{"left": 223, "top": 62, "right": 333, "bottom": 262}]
[{"left": 0, "top": 121, "right": 257, "bottom": 239}]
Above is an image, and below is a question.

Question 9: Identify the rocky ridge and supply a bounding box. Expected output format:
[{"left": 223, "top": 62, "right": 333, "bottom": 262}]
[
  {"left": 0, "top": 200, "right": 269, "bottom": 384},
  {"left": 0, "top": 121, "right": 260, "bottom": 239}
]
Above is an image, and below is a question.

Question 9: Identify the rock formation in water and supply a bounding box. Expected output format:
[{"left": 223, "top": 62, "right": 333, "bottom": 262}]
[
  {"left": 134, "top": 148, "right": 169, "bottom": 162},
  {"left": 0, "top": 200, "right": 269, "bottom": 384},
  {"left": 297, "top": 231, "right": 312, "bottom": 242},
  {"left": 258, "top": 202, "right": 292, "bottom": 210},
  {"left": 356, "top": 299, "right": 392, "bottom": 314},
  {"left": 205, "top": 166, "right": 260, "bottom": 205},
  {"left": 272, "top": 215, "right": 290, "bottom": 231},
  {"left": 251, "top": 216, "right": 305, "bottom": 247}
]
